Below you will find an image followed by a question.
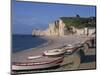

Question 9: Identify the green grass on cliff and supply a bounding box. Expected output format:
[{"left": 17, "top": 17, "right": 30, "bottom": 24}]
[{"left": 60, "top": 16, "right": 96, "bottom": 28}]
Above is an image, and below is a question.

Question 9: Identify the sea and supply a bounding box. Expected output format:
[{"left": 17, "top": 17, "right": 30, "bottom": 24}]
[{"left": 12, "top": 35, "right": 48, "bottom": 53}]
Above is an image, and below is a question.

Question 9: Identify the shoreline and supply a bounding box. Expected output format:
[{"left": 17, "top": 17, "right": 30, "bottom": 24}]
[
  {"left": 13, "top": 34, "right": 89, "bottom": 53},
  {"left": 12, "top": 35, "right": 90, "bottom": 61},
  {"left": 13, "top": 36, "right": 52, "bottom": 53}
]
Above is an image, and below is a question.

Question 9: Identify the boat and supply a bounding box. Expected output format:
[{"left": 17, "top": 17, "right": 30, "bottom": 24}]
[
  {"left": 62, "top": 44, "right": 82, "bottom": 54},
  {"left": 43, "top": 49, "right": 66, "bottom": 56},
  {"left": 43, "top": 44, "right": 82, "bottom": 56},
  {"left": 12, "top": 56, "right": 63, "bottom": 70}
]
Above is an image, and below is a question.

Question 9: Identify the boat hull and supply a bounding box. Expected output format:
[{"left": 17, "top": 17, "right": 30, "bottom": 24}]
[
  {"left": 12, "top": 63, "right": 60, "bottom": 70},
  {"left": 12, "top": 57, "right": 63, "bottom": 70}
]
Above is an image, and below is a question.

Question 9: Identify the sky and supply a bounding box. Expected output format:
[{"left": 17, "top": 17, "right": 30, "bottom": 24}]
[{"left": 12, "top": 0, "right": 96, "bottom": 34}]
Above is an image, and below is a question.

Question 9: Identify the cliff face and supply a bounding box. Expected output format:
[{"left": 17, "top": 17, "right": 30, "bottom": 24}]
[
  {"left": 32, "top": 19, "right": 65, "bottom": 36},
  {"left": 47, "top": 16, "right": 96, "bottom": 36},
  {"left": 47, "top": 19, "right": 65, "bottom": 36},
  {"left": 32, "top": 16, "right": 96, "bottom": 36}
]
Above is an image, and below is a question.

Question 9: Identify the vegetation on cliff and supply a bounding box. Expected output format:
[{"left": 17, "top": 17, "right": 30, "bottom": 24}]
[{"left": 60, "top": 15, "right": 96, "bottom": 28}]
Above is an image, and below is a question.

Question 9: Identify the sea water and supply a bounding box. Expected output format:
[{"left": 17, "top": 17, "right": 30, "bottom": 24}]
[{"left": 12, "top": 35, "right": 48, "bottom": 53}]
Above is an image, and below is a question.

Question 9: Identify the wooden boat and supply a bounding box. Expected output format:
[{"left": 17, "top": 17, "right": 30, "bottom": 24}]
[
  {"left": 44, "top": 43, "right": 82, "bottom": 56},
  {"left": 12, "top": 56, "right": 63, "bottom": 70}
]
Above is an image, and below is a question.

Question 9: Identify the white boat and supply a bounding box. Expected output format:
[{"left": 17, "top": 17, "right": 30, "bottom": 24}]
[
  {"left": 12, "top": 56, "right": 63, "bottom": 70},
  {"left": 43, "top": 44, "right": 81, "bottom": 56},
  {"left": 44, "top": 49, "right": 66, "bottom": 56}
]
